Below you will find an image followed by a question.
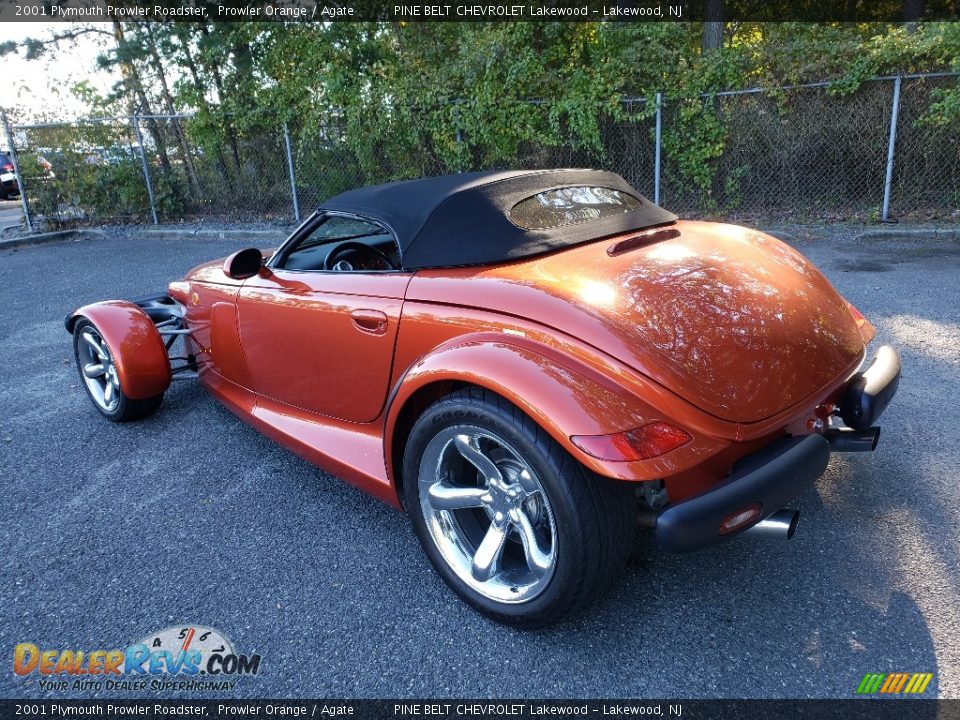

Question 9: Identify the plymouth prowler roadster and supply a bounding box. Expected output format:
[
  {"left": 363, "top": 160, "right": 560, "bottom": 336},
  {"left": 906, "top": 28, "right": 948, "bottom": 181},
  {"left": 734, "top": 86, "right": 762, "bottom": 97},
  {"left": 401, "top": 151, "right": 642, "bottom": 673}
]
[{"left": 67, "top": 169, "right": 900, "bottom": 626}]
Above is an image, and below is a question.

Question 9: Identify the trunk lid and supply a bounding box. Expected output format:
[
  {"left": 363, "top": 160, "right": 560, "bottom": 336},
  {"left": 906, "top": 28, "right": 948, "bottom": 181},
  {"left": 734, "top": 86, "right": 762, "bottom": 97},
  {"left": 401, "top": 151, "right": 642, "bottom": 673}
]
[{"left": 408, "top": 220, "right": 865, "bottom": 423}]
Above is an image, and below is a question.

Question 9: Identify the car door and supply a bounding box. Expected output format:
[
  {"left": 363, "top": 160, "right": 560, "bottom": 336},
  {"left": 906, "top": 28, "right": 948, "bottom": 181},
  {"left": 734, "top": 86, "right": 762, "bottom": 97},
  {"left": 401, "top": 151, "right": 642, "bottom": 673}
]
[{"left": 236, "top": 213, "right": 412, "bottom": 423}]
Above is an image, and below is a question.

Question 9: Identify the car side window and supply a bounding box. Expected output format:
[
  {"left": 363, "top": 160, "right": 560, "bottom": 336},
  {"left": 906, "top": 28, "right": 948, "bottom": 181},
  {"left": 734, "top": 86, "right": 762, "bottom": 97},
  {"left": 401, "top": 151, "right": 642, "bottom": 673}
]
[{"left": 278, "top": 214, "right": 401, "bottom": 272}]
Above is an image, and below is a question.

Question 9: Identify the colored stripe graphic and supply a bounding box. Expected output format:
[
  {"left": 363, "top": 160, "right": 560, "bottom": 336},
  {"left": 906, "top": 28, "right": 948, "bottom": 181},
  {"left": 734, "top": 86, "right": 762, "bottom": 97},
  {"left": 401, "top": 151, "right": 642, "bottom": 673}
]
[
  {"left": 890, "top": 673, "right": 904, "bottom": 693},
  {"left": 879, "top": 674, "right": 897, "bottom": 693},
  {"left": 856, "top": 673, "right": 885, "bottom": 694},
  {"left": 856, "top": 672, "right": 932, "bottom": 695},
  {"left": 913, "top": 673, "right": 933, "bottom": 694}
]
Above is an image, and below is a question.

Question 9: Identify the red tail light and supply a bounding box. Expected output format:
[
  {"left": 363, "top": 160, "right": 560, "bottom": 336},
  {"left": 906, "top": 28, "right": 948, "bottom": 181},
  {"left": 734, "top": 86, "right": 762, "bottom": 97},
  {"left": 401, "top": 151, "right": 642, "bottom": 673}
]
[
  {"left": 847, "top": 301, "right": 876, "bottom": 343},
  {"left": 571, "top": 422, "right": 692, "bottom": 462},
  {"left": 847, "top": 303, "right": 865, "bottom": 325}
]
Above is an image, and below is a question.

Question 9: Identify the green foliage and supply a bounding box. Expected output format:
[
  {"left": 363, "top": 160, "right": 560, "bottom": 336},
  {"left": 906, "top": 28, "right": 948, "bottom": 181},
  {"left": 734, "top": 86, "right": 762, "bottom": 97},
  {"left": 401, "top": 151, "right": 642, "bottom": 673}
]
[
  {"left": 921, "top": 49, "right": 960, "bottom": 128},
  {"left": 9, "top": 19, "right": 960, "bottom": 220},
  {"left": 61, "top": 156, "right": 150, "bottom": 216},
  {"left": 18, "top": 141, "right": 184, "bottom": 224},
  {"left": 827, "top": 23, "right": 960, "bottom": 94}
]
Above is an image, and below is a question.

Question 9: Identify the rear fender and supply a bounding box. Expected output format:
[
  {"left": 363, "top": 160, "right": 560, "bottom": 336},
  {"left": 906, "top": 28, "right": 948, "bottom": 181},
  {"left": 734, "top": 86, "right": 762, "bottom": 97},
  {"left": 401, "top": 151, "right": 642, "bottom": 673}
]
[
  {"left": 66, "top": 301, "right": 171, "bottom": 400},
  {"left": 384, "top": 336, "right": 728, "bottom": 486}
]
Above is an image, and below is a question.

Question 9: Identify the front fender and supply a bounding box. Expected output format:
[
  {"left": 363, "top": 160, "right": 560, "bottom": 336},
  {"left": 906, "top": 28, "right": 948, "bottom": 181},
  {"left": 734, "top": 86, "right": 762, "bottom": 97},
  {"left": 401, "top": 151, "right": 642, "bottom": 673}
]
[
  {"left": 385, "top": 336, "right": 728, "bottom": 484},
  {"left": 66, "top": 301, "right": 171, "bottom": 400}
]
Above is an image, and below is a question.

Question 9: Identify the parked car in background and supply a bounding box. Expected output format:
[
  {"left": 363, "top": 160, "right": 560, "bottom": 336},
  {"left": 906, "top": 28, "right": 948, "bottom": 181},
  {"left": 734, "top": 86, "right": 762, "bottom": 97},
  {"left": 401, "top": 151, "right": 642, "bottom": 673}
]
[{"left": 0, "top": 152, "right": 19, "bottom": 199}]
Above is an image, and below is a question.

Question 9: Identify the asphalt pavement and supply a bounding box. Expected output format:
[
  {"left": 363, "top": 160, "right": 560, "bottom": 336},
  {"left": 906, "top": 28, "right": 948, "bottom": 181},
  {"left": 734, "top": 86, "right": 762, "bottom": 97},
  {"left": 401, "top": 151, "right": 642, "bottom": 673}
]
[
  {"left": 0, "top": 226, "right": 958, "bottom": 699},
  {"left": 0, "top": 199, "right": 23, "bottom": 234}
]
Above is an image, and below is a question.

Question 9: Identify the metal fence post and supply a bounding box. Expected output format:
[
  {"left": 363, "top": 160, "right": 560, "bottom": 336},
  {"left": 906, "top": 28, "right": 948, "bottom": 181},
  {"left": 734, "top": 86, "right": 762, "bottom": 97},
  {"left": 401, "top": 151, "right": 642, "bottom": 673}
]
[
  {"left": 454, "top": 105, "right": 465, "bottom": 173},
  {"left": 1, "top": 108, "right": 34, "bottom": 233},
  {"left": 654, "top": 92, "right": 663, "bottom": 206},
  {"left": 131, "top": 114, "right": 159, "bottom": 225},
  {"left": 283, "top": 122, "right": 301, "bottom": 223},
  {"left": 882, "top": 75, "right": 902, "bottom": 223}
]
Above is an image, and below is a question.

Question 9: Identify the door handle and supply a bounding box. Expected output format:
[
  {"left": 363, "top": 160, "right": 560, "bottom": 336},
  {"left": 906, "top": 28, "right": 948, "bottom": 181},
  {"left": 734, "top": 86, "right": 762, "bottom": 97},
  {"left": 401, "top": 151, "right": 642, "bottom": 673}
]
[{"left": 351, "top": 309, "right": 388, "bottom": 335}]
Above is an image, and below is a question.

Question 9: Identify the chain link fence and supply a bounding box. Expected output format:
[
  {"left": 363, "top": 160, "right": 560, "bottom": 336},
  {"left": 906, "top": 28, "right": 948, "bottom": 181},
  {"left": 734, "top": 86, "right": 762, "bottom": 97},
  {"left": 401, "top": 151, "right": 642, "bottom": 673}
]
[
  {"left": 2, "top": 73, "right": 957, "bottom": 232},
  {"left": 659, "top": 74, "right": 960, "bottom": 221},
  {"left": 892, "top": 76, "right": 960, "bottom": 217}
]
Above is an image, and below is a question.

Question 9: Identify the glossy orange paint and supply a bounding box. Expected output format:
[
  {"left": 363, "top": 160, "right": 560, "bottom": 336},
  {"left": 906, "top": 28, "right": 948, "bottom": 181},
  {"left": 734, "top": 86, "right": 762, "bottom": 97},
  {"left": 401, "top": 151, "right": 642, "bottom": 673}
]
[
  {"left": 236, "top": 269, "right": 411, "bottom": 422},
  {"left": 384, "top": 304, "right": 732, "bottom": 486},
  {"left": 200, "top": 369, "right": 397, "bottom": 506},
  {"left": 69, "top": 301, "right": 171, "bottom": 400},
  {"left": 407, "top": 221, "right": 866, "bottom": 424},
  {"left": 383, "top": 300, "right": 860, "bottom": 503},
  {"left": 163, "top": 221, "right": 875, "bottom": 508}
]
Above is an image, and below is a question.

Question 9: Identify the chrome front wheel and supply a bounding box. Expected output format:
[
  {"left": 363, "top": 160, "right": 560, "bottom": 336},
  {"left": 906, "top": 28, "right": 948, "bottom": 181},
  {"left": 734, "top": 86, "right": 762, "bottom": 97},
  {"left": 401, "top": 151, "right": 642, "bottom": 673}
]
[
  {"left": 72, "top": 318, "right": 164, "bottom": 423},
  {"left": 76, "top": 325, "right": 121, "bottom": 413}
]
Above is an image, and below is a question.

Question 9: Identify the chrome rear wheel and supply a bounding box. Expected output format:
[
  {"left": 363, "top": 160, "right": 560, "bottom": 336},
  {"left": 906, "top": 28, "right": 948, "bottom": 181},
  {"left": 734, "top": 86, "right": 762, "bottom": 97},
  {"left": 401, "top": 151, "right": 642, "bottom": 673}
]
[
  {"left": 419, "top": 427, "right": 557, "bottom": 604},
  {"left": 404, "top": 388, "right": 637, "bottom": 627}
]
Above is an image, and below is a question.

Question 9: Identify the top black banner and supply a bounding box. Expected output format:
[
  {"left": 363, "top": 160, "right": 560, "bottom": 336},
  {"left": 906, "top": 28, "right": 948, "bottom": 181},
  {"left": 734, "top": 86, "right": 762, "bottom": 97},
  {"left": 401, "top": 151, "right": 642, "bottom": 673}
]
[
  {"left": 0, "top": 0, "right": 960, "bottom": 23},
  {"left": 1, "top": 0, "right": 958, "bottom": 22}
]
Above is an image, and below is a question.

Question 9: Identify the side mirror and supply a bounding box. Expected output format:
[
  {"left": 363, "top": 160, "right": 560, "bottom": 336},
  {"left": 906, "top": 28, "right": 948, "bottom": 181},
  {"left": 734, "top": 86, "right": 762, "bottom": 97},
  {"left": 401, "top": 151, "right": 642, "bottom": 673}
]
[{"left": 223, "top": 248, "right": 265, "bottom": 280}]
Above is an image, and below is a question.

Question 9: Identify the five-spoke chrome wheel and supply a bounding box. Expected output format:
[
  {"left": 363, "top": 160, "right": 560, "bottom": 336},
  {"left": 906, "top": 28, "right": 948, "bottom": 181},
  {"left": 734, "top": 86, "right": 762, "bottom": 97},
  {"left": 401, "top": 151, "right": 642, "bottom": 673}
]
[
  {"left": 76, "top": 326, "right": 122, "bottom": 413},
  {"left": 418, "top": 427, "right": 557, "bottom": 603},
  {"left": 72, "top": 317, "right": 165, "bottom": 423}
]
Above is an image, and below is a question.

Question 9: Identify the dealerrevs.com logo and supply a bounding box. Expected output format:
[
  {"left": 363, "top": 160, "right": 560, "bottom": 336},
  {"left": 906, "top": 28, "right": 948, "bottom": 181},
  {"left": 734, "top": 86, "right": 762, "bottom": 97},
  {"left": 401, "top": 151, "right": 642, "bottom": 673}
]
[{"left": 13, "top": 626, "right": 261, "bottom": 692}]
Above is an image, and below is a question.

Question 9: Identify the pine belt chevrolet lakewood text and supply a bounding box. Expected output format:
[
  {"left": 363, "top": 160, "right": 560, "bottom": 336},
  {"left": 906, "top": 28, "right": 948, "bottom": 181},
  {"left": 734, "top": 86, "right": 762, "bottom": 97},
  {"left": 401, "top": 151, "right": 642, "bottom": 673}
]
[{"left": 67, "top": 169, "right": 900, "bottom": 626}]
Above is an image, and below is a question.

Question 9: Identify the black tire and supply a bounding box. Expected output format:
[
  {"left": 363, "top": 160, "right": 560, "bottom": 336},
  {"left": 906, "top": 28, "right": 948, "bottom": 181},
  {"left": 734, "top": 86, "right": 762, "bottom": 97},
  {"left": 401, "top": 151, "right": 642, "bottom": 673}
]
[
  {"left": 72, "top": 318, "right": 163, "bottom": 423},
  {"left": 403, "top": 387, "right": 636, "bottom": 628}
]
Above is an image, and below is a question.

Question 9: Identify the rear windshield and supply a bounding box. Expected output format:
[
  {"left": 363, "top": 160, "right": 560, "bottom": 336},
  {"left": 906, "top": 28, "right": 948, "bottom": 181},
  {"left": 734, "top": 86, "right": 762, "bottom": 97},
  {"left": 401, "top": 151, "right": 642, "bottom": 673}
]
[{"left": 508, "top": 186, "right": 643, "bottom": 231}]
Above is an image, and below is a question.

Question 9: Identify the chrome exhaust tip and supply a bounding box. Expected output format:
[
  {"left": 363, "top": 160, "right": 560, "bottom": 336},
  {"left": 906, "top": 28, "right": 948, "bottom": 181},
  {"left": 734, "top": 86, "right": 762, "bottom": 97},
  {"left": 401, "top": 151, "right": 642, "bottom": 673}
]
[
  {"left": 825, "top": 426, "right": 880, "bottom": 452},
  {"left": 743, "top": 509, "right": 800, "bottom": 540}
]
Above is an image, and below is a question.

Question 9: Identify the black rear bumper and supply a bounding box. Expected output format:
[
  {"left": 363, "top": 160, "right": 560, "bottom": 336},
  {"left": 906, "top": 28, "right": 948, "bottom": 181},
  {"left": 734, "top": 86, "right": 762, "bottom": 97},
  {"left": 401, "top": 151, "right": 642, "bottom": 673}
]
[
  {"left": 656, "top": 345, "right": 901, "bottom": 553},
  {"left": 656, "top": 434, "right": 831, "bottom": 553},
  {"left": 838, "top": 345, "right": 901, "bottom": 431}
]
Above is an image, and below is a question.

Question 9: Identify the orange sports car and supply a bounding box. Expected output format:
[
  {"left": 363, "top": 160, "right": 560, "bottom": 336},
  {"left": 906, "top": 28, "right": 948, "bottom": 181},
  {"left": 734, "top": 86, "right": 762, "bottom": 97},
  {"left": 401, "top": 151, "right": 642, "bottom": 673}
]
[{"left": 66, "top": 170, "right": 900, "bottom": 626}]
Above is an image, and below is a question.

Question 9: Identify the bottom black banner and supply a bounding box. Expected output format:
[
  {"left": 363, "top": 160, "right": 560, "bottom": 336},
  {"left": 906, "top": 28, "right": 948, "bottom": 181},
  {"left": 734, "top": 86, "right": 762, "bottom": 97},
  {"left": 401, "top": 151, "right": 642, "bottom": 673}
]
[{"left": 0, "top": 699, "right": 957, "bottom": 720}]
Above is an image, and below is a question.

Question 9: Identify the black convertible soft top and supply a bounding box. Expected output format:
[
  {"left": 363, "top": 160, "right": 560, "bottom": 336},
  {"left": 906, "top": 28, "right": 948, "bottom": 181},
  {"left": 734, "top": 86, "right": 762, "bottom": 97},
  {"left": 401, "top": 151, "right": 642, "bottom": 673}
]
[{"left": 322, "top": 169, "right": 677, "bottom": 270}]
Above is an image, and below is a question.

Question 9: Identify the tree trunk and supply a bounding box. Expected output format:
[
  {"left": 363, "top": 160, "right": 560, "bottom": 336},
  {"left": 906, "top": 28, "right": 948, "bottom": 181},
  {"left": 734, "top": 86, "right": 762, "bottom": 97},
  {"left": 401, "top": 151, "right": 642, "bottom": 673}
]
[
  {"left": 701, "top": 0, "right": 725, "bottom": 209},
  {"left": 904, "top": 0, "right": 925, "bottom": 33},
  {"left": 178, "top": 30, "right": 233, "bottom": 189},
  {"left": 702, "top": 0, "right": 724, "bottom": 54},
  {"left": 199, "top": 24, "right": 243, "bottom": 174},
  {"left": 142, "top": 22, "right": 202, "bottom": 195},
  {"left": 112, "top": 20, "right": 171, "bottom": 171}
]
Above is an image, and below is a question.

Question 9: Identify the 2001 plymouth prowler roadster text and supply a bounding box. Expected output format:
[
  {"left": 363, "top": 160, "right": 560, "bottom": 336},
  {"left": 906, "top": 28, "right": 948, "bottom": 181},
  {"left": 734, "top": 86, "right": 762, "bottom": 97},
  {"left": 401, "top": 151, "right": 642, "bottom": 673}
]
[{"left": 67, "top": 170, "right": 900, "bottom": 626}]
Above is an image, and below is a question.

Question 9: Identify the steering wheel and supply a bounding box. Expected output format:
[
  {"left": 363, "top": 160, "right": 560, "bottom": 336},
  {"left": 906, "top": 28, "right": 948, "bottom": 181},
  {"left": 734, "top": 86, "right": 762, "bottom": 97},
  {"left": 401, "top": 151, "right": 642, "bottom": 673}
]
[{"left": 324, "top": 241, "right": 398, "bottom": 271}]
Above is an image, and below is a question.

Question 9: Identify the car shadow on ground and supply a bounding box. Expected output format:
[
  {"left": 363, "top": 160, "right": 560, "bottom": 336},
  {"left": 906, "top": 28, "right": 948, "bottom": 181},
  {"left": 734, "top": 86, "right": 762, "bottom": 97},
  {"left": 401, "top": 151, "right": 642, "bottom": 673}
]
[{"left": 151, "top": 375, "right": 942, "bottom": 700}]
